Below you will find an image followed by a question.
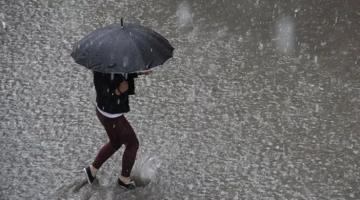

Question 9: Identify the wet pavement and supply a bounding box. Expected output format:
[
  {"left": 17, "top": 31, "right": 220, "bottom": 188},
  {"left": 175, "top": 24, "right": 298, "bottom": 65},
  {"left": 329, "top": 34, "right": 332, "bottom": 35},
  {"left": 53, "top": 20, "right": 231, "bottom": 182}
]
[{"left": 1, "top": 0, "right": 360, "bottom": 199}]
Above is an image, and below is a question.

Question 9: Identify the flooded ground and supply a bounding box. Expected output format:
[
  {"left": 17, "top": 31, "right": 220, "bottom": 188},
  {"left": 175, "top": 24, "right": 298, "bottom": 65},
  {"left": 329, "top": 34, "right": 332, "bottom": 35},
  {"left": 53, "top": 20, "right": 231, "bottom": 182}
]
[{"left": 1, "top": 0, "right": 360, "bottom": 199}]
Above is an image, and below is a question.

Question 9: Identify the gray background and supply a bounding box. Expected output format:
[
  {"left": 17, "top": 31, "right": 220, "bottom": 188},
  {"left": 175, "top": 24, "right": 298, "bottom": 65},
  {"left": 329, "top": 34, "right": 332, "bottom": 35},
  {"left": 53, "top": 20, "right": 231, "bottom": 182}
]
[{"left": 1, "top": 0, "right": 359, "bottom": 199}]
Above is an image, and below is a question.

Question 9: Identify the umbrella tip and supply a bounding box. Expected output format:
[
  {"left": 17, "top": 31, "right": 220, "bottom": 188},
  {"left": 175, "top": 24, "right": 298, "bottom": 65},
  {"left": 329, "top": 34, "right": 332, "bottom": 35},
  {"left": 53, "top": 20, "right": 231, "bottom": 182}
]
[{"left": 121, "top": 18, "right": 124, "bottom": 28}]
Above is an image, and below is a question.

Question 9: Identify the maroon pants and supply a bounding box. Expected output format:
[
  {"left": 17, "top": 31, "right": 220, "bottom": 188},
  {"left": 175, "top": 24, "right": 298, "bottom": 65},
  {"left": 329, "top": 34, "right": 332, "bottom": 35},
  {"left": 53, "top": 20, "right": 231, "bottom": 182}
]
[{"left": 92, "top": 108, "right": 139, "bottom": 177}]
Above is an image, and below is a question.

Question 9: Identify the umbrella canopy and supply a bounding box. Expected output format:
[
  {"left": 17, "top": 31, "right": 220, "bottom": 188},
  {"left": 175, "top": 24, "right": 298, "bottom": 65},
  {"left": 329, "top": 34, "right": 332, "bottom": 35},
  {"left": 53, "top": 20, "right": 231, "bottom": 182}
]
[{"left": 70, "top": 18, "right": 174, "bottom": 74}]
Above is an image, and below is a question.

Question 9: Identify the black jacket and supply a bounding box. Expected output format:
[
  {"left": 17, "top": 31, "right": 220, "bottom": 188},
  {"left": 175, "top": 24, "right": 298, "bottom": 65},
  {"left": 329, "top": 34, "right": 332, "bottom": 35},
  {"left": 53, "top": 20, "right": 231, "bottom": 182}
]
[{"left": 93, "top": 71, "right": 138, "bottom": 114}]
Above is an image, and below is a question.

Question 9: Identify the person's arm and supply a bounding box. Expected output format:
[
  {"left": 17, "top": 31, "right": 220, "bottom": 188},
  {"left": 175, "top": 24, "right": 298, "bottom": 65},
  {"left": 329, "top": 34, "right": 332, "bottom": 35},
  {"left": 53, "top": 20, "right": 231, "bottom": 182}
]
[
  {"left": 125, "top": 70, "right": 153, "bottom": 95},
  {"left": 138, "top": 70, "right": 153, "bottom": 76}
]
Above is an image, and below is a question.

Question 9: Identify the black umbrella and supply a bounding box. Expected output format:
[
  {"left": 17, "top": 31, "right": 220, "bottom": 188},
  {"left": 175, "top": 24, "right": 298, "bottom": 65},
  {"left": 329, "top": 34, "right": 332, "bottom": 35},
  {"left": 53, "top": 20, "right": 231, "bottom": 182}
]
[{"left": 70, "top": 18, "right": 174, "bottom": 74}]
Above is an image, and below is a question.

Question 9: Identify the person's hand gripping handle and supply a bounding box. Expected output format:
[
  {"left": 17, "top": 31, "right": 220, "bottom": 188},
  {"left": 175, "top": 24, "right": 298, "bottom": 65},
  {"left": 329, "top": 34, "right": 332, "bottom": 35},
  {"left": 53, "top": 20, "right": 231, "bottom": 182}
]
[{"left": 115, "top": 80, "right": 128, "bottom": 96}]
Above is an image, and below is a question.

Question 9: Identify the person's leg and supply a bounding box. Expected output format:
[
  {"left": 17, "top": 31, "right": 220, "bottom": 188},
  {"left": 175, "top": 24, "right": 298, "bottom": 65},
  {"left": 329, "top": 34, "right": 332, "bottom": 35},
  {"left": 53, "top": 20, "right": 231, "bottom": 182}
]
[
  {"left": 91, "top": 142, "right": 121, "bottom": 170},
  {"left": 116, "top": 116, "right": 139, "bottom": 182},
  {"left": 90, "top": 109, "right": 122, "bottom": 176}
]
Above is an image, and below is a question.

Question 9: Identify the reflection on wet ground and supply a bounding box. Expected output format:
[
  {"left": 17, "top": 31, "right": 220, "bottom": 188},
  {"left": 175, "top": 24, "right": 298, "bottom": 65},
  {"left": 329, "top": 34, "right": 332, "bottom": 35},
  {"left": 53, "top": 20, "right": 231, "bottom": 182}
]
[{"left": 1, "top": 0, "right": 360, "bottom": 199}]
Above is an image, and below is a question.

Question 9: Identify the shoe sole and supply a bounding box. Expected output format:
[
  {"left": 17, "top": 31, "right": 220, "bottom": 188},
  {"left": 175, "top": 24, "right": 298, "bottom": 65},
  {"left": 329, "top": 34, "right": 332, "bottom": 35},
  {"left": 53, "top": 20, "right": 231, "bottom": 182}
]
[
  {"left": 83, "top": 168, "right": 92, "bottom": 185},
  {"left": 119, "top": 185, "right": 127, "bottom": 190}
]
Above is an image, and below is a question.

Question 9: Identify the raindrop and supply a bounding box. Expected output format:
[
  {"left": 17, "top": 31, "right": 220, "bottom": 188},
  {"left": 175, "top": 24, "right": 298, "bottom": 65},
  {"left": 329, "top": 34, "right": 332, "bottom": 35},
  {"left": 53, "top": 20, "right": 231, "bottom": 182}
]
[
  {"left": 258, "top": 42, "right": 264, "bottom": 50},
  {"left": 150, "top": 48, "right": 153, "bottom": 52},
  {"left": 176, "top": 1, "right": 192, "bottom": 27},
  {"left": 113, "top": 124, "right": 116, "bottom": 128},
  {"left": 123, "top": 56, "right": 129, "bottom": 67},
  {"left": 110, "top": 73, "right": 114, "bottom": 80},
  {"left": 275, "top": 18, "right": 295, "bottom": 54},
  {"left": 107, "top": 88, "right": 109, "bottom": 93},
  {"left": 130, "top": 32, "right": 132, "bottom": 36},
  {"left": 0, "top": 13, "right": 5, "bottom": 29},
  {"left": 78, "top": 44, "right": 80, "bottom": 49},
  {"left": 314, "top": 56, "right": 318, "bottom": 64},
  {"left": 117, "top": 99, "right": 120, "bottom": 104}
]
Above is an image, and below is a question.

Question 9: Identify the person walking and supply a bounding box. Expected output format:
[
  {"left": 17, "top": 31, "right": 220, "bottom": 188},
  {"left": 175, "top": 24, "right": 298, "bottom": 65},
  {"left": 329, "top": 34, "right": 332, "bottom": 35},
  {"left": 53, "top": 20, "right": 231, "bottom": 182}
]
[
  {"left": 70, "top": 19, "right": 173, "bottom": 190},
  {"left": 84, "top": 70, "right": 152, "bottom": 190}
]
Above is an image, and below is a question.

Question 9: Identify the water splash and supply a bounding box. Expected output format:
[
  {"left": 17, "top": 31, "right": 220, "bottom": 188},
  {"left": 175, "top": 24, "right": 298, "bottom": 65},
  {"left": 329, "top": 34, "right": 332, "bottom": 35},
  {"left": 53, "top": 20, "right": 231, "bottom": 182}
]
[{"left": 121, "top": 154, "right": 163, "bottom": 189}]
